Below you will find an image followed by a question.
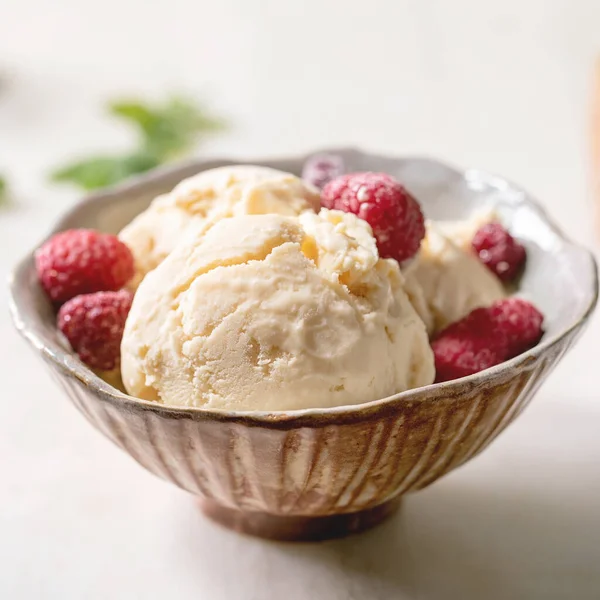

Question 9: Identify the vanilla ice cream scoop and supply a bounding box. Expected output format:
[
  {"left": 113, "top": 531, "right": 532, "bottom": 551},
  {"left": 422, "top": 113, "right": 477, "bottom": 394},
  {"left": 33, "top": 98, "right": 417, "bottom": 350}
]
[
  {"left": 434, "top": 208, "right": 498, "bottom": 251},
  {"left": 119, "top": 165, "right": 321, "bottom": 288},
  {"left": 404, "top": 222, "right": 506, "bottom": 335},
  {"left": 121, "top": 210, "right": 434, "bottom": 411}
]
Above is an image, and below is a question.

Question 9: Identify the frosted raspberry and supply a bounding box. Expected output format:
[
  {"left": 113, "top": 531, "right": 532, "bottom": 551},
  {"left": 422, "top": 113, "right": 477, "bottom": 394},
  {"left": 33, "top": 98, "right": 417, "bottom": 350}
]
[
  {"left": 57, "top": 290, "right": 133, "bottom": 370},
  {"left": 472, "top": 222, "right": 526, "bottom": 282},
  {"left": 432, "top": 298, "right": 544, "bottom": 382},
  {"left": 301, "top": 154, "right": 345, "bottom": 189},
  {"left": 36, "top": 229, "right": 135, "bottom": 305},
  {"left": 432, "top": 335, "right": 504, "bottom": 383},
  {"left": 321, "top": 172, "right": 425, "bottom": 263},
  {"left": 488, "top": 297, "right": 544, "bottom": 354}
]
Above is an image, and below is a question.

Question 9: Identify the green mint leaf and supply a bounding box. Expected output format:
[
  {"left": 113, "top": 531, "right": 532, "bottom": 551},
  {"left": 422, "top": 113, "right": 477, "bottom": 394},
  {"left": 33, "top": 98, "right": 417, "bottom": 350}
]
[
  {"left": 51, "top": 152, "right": 160, "bottom": 191},
  {"left": 109, "top": 96, "right": 226, "bottom": 160},
  {"left": 0, "top": 176, "right": 8, "bottom": 206},
  {"left": 109, "top": 101, "right": 156, "bottom": 131},
  {"left": 50, "top": 95, "right": 227, "bottom": 191}
]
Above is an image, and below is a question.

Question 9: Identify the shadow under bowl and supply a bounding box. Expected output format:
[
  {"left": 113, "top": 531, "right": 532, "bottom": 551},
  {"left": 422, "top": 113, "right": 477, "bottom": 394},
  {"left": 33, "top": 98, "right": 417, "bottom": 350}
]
[{"left": 9, "top": 149, "right": 598, "bottom": 541}]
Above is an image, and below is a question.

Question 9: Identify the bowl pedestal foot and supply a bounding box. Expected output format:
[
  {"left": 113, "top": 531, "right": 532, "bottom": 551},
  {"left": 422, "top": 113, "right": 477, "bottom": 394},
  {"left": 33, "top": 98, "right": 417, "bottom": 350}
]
[{"left": 198, "top": 495, "right": 402, "bottom": 542}]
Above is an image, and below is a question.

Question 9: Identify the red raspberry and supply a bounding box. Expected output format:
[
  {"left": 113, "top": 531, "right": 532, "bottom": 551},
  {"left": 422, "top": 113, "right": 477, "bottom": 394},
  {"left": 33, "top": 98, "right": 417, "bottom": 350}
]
[
  {"left": 302, "top": 153, "right": 345, "bottom": 189},
  {"left": 432, "top": 298, "right": 544, "bottom": 382},
  {"left": 57, "top": 290, "right": 133, "bottom": 370},
  {"left": 488, "top": 297, "right": 544, "bottom": 354},
  {"left": 36, "top": 229, "right": 135, "bottom": 305},
  {"left": 472, "top": 222, "right": 526, "bottom": 282},
  {"left": 321, "top": 172, "right": 425, "bottom": 263},
  {"left": 432, "top": 335, "right": 504, "bottom": 383}
]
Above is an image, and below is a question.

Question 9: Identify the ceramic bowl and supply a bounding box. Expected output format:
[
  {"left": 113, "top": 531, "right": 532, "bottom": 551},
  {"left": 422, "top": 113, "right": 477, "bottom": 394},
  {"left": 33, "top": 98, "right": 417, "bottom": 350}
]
[{"left": 9, "top": 149, "right": 598, "bottom": 541}]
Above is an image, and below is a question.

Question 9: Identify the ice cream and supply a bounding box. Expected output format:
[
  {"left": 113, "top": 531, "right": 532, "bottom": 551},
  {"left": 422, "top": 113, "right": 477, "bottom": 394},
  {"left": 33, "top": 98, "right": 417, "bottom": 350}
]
[
  {"left": 434, "top": 208, "right": 498, "bottom": 252},
  {"left": 403, "top": 222, "right": 506, "bottom": 335},
  {"left": 121, "top": 210, "right": 435, "bottom": 411},
  {"left": 119, "top": 166, "right": 321, "bottom": 288}
]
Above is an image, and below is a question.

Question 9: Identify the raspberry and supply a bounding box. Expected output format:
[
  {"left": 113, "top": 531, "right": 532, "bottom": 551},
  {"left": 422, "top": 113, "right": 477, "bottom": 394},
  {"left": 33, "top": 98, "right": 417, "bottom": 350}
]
[
  {"left": 432, "top": 298, "right": 544, "bottom": 382},
  {"left": 472, "top": 222, "right": 526, "bottom": 282},
  {"left": 488, "top": 297, "right": 544, "bottom": 354},
  {"left": 321, "top": 172, "right": 425, "bottom": 263},
  {"left": 57, "top": 290, "right": 133, "bottom": 370},
  {"left": 36, "top": 229, "right": 135, "bottom": 305},
  {"left": 301, "top": 154, "right": 345, "bottom": 189},
  {"left": 432, "top": 335, "right": 504, "bottom": 383}
]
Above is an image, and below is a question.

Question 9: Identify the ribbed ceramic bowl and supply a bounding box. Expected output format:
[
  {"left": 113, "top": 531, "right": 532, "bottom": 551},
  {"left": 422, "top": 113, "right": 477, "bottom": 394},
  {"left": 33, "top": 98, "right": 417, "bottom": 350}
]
[{"left": 9, "top": 149, "right": 598, "bottom": 541}]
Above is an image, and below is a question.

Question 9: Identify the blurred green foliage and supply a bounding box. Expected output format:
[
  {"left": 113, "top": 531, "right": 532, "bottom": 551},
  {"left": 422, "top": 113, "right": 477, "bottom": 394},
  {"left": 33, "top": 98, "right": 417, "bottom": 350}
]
[
  {"left": 0, "top": 176, "right": 7, "bottom": 205},
  {"left": 52, "top": 153, "right": 160, "bottom": 192},
  {"left": 51, "top": 96, "right": 226, "bottom": 191}
]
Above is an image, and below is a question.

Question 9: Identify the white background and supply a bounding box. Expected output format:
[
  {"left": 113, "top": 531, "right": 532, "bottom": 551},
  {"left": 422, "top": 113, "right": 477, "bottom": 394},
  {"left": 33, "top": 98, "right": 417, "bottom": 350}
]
[{"left": 1, "top": 1, "right": 599, "bottom": 598}]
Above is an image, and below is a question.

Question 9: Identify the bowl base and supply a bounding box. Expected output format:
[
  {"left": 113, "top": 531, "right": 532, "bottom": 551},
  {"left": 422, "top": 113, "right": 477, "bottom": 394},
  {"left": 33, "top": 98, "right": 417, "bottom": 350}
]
[{"left": 198, "top": 496, "right": 402, "bottom": 542}]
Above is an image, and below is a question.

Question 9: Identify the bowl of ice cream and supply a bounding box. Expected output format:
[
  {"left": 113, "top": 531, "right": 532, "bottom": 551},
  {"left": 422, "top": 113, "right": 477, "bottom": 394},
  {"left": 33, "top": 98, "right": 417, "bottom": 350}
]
[{"left": 9, "top": 149, "right": 598, "bottom": 541}]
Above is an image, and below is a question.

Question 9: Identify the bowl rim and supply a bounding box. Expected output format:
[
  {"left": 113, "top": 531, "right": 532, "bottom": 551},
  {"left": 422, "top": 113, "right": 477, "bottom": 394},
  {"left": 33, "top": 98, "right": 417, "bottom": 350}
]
[{"left": 8, "top": 148, "right": 599, "bottom": 426}]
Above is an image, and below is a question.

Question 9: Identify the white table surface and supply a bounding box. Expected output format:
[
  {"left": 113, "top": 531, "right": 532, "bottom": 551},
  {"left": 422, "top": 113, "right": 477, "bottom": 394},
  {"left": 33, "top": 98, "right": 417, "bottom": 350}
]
[{"left": 1, "top": 1, "right": 600, "bottom": 598}]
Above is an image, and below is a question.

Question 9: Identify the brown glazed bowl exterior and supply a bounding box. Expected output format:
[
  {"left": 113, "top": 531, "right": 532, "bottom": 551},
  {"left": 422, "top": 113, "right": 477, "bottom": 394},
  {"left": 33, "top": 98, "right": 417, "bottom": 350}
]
[{"left": 9, "top": 150, "right": 598, "bottom": 541}]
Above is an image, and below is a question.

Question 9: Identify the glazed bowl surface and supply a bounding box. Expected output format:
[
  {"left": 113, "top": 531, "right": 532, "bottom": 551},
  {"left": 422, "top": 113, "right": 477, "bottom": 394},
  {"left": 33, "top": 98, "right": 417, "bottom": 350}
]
[{"left": 9, "top": 149, "right": 598, "bottom": 541}]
